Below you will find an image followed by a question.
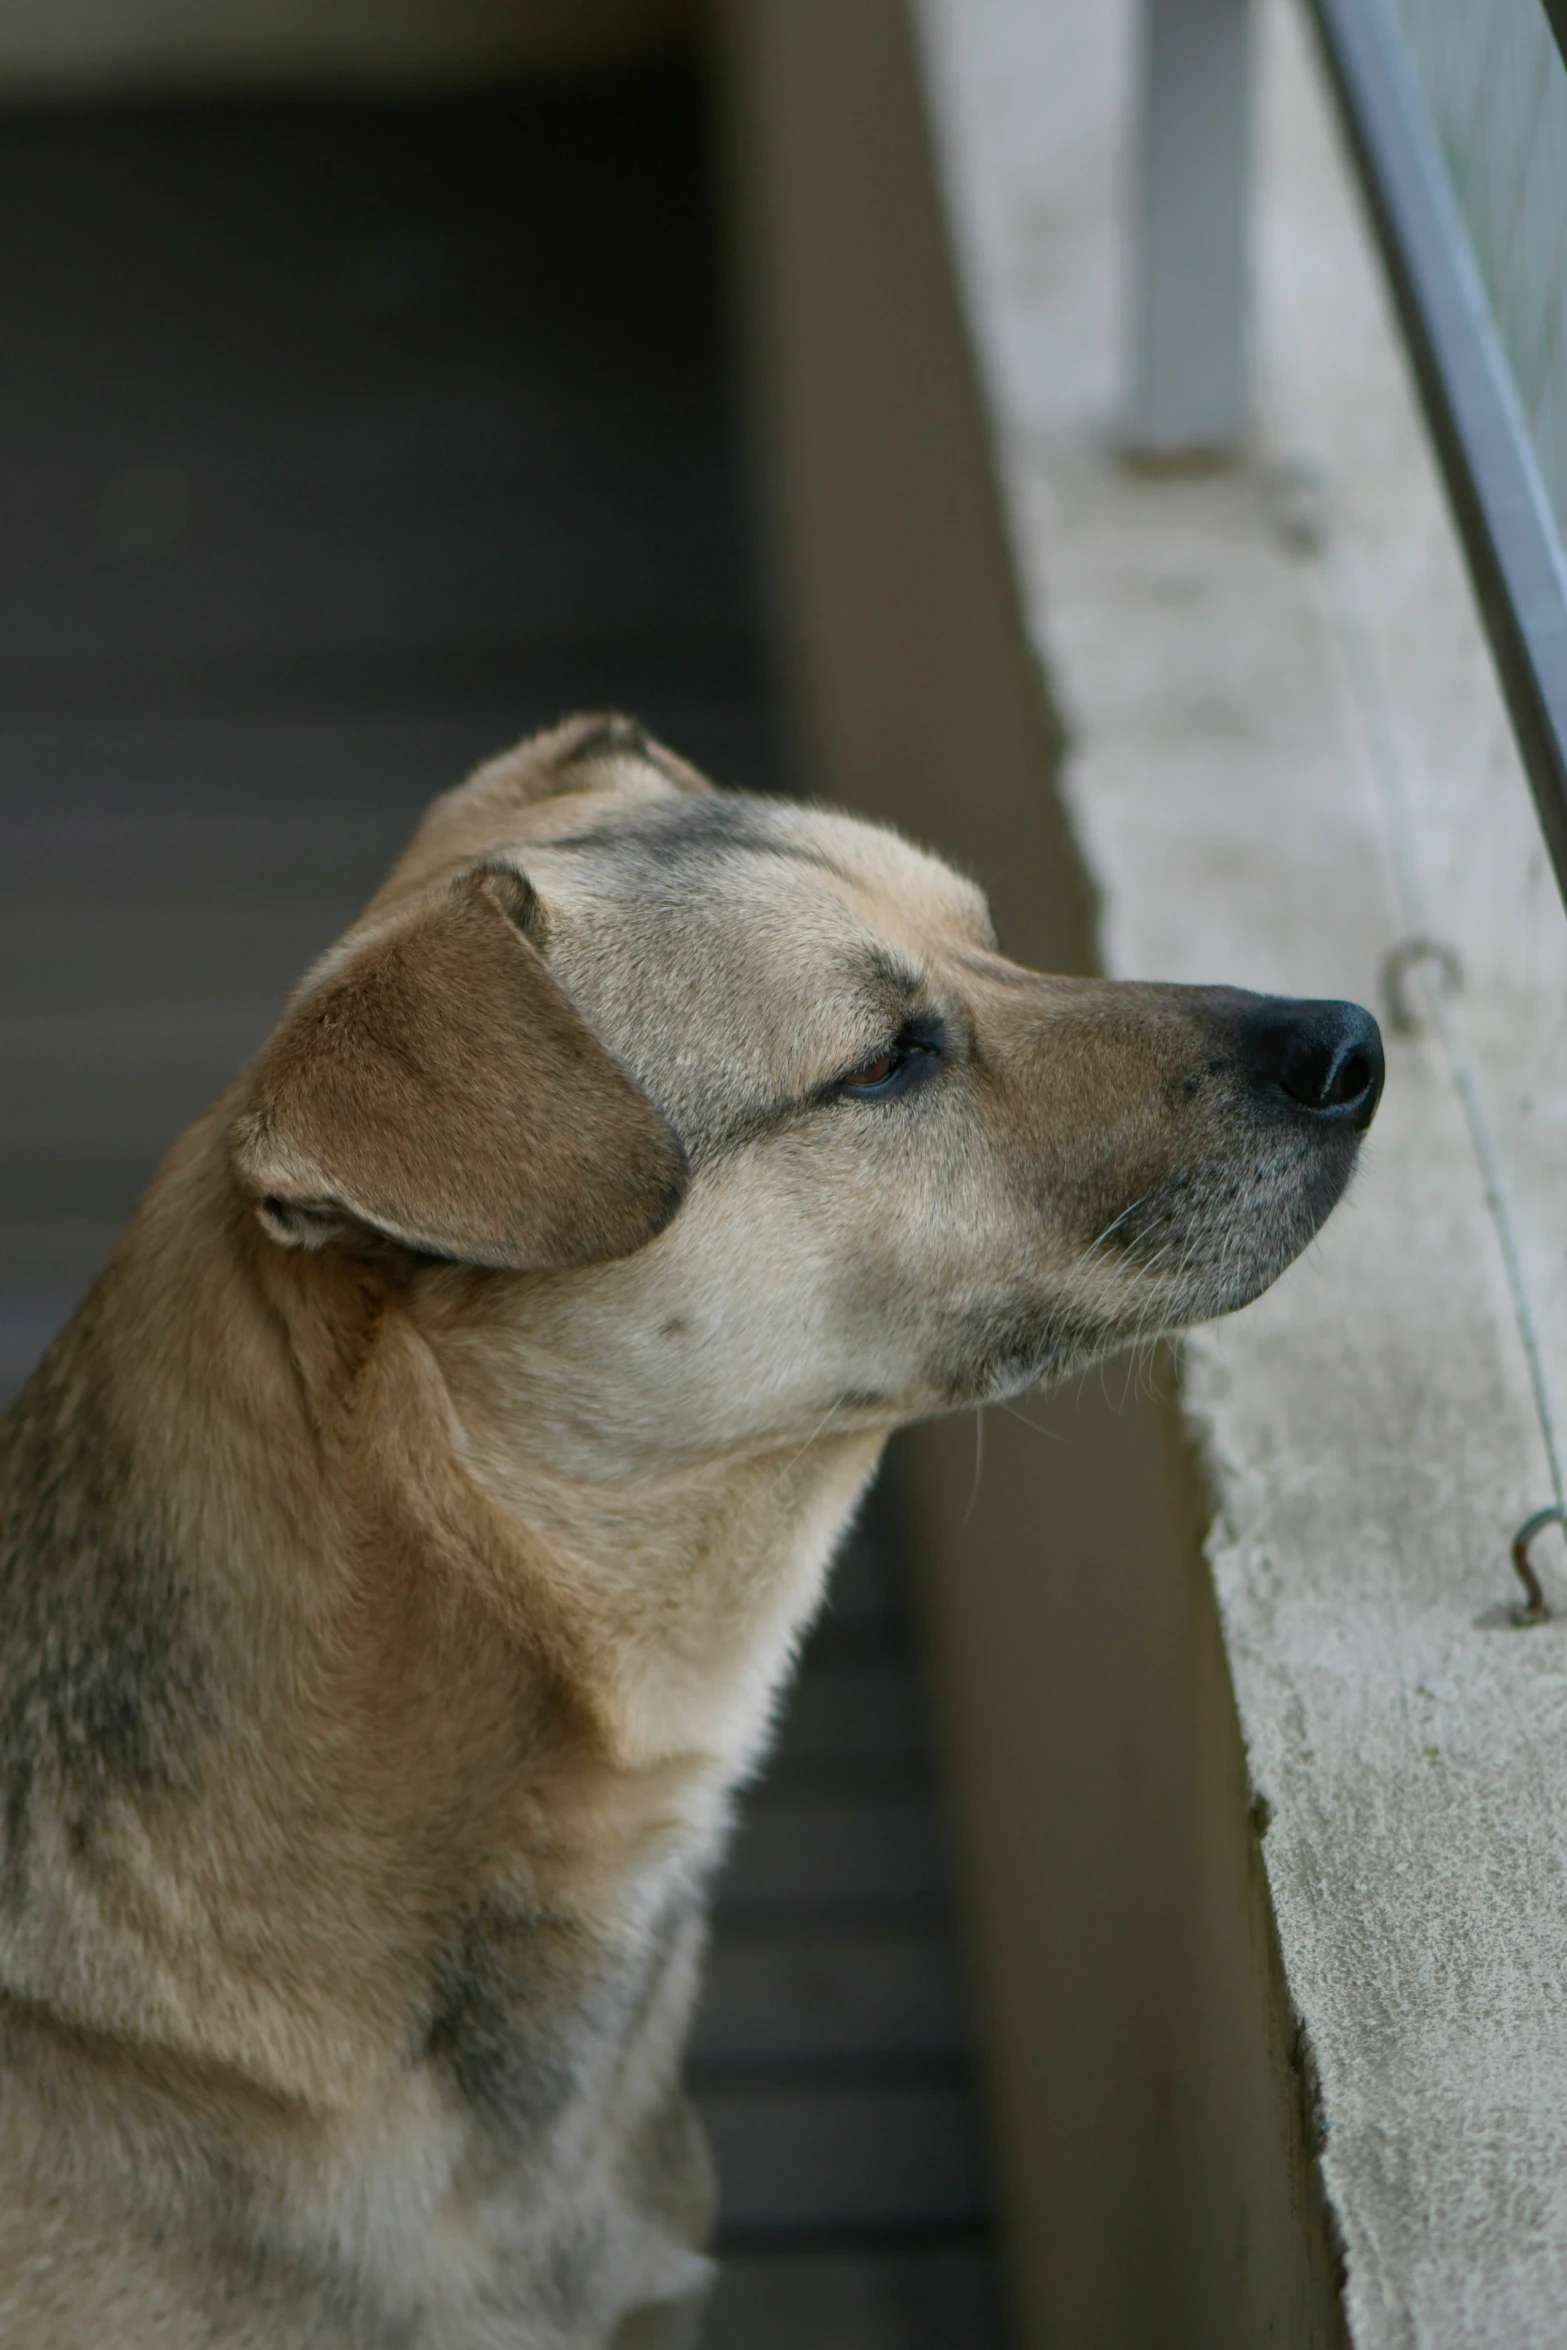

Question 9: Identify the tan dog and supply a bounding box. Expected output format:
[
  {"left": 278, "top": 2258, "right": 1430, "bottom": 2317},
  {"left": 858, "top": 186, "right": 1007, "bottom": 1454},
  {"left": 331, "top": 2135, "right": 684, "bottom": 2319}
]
[{"left": 0, "top": 717, "right": 1382, "bottom": 2346}]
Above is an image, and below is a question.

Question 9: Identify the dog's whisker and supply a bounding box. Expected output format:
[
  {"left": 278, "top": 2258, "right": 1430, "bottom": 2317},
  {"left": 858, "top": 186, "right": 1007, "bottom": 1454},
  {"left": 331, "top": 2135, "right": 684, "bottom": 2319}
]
[
  {"left": 996, "top": 1399, "right": 1067, "bottom": 1440},
  {"left": 962, "top": 1407, "right": 986, "bottom": 1524},
  {"left": 767, "top": 1403, "right": 845, "bottom": 1495},
  {"left": 1085, "top": 1191, "right": 1152, "bottom": 1261}
]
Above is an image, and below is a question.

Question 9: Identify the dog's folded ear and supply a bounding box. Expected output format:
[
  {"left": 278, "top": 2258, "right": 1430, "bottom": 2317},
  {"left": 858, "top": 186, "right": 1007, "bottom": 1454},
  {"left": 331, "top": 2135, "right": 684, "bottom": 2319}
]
[{"left": 229, "top": 863, "right": 688, "bottom": 1269}]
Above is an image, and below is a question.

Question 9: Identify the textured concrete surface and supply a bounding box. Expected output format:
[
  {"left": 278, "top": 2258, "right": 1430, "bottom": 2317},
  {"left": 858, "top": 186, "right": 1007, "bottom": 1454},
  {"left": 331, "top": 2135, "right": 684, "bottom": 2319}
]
[{"left": 915, "top": 0, "right": 1567, "bottom": 2340}]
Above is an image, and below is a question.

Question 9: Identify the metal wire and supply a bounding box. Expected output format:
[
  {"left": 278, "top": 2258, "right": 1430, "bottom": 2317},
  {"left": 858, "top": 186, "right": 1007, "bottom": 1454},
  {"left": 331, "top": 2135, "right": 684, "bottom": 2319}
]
[
  {"left": 1312, "top": 508, "right": 1567, "bottom": 1592},
  {"left": 1392, "top": 0, "right": 1567, "bottom": 540}
]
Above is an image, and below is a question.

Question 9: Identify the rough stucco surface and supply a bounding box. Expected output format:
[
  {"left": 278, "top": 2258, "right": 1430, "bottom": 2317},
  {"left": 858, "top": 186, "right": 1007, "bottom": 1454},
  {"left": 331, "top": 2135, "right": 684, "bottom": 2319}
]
[{"left": 914, "top": 0, "right": 1567, "bottom": 2340}]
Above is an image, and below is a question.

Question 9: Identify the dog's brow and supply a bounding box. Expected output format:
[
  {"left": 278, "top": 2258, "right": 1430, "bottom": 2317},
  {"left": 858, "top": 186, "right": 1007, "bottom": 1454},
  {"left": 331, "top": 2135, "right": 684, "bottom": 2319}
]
[
  {"left": 689, "top": 951, "right": 934, "bottom": 1165},
  {"left": 852, "top": 947, "right": 929, "bottom": 1015}
]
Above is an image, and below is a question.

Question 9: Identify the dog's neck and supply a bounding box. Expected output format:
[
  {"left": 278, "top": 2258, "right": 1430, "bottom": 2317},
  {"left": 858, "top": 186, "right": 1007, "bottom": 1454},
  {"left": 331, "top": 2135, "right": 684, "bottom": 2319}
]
[
  {"left": 0, "top": 1121, "right": 889, "bottom": 2336},
  {"left": 0, "top": 1121, "right": 884, "bottom": 2111},
  {"left": 412, "top": 1313, "right": 885, "bottom": 1781}
]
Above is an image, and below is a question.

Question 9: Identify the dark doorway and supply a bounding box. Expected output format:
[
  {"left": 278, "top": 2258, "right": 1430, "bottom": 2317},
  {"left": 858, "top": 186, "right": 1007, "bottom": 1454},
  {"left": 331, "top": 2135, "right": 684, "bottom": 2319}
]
[{"left": 0, "top": 75, "right": 1004, "bottom": 2345}]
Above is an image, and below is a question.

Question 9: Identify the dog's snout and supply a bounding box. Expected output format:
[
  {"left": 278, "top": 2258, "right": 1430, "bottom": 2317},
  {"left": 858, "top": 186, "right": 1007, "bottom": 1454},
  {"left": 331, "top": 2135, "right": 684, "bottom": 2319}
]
[{"left": 1242, "top": 998, "right": 1385, "bottom": 1131}]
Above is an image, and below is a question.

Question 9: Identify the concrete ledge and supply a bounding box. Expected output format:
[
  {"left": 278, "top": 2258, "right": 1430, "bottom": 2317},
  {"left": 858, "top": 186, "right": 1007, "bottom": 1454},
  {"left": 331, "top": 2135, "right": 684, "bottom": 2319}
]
[{"left": 915, "top": 0, "right": 1567, "bottom": 2341}]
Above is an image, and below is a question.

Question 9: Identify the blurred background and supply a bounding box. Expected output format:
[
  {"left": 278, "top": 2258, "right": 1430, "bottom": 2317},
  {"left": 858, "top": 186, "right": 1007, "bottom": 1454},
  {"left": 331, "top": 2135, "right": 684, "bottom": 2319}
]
[{"left": 0, "top": 3, "right": 1008, "bottom": 2345}]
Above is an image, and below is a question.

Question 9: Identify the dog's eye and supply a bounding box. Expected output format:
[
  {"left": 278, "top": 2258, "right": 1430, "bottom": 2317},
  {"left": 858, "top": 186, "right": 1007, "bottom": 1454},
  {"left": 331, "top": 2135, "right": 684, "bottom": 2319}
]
[
  {"left": 844, "top": 1048, "right": 900, "bottom": 1091},
  {"left": 837, "top": 1021, "right": 944, "bottom": 1100}
]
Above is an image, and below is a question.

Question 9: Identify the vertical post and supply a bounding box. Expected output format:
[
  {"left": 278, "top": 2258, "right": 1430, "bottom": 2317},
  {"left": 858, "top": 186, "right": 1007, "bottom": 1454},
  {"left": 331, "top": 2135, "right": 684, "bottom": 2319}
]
[{"left": 1129, "top": 0, "right": 1253, "bottom": 458}]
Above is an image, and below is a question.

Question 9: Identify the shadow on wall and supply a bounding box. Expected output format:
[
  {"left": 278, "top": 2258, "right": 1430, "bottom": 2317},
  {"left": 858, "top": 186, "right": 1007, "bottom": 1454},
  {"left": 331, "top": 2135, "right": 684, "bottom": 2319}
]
[{"left": 0, "top": 0, "right": 701, "bottom": 95}]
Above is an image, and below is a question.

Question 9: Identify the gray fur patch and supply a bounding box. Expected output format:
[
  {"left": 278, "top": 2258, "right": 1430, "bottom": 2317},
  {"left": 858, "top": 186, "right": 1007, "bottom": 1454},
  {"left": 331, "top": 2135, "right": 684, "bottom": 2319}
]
[
  {"left": 424, "top": 1902, "right": 591, "bottom": 2138},
  {"left": 0, "top": 1315, "right": 216, "bottom": 1910},
  {"left": 423, "top": 1889, "right": 703, "bottom": 2153},
  {"left": 550, "top": 790, "right": 850, "bottom": 879}
]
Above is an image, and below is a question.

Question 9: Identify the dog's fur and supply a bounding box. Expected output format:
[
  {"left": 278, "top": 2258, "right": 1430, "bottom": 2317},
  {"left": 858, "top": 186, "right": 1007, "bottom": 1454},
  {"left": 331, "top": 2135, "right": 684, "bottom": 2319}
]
[{"left": 0, "top": 718, "right": 1376, "bottom": 2345}]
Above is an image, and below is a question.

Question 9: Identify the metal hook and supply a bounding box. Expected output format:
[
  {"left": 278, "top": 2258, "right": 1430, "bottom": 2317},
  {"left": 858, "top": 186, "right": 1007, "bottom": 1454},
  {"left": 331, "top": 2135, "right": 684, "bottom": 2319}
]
[
  {"left": 1380, "top": 936, "right": 1463, "bottom": 1034},
  {"left": 1511, "top": 1505, "right": 1562, "bottom": 1624}
]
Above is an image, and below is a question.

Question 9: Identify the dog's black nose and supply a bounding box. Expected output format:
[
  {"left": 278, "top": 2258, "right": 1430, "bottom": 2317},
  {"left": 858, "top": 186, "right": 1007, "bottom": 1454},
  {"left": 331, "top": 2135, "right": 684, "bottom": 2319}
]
[{"left": 1242, "top": 998, "right": 1384, "bottom": 1130}]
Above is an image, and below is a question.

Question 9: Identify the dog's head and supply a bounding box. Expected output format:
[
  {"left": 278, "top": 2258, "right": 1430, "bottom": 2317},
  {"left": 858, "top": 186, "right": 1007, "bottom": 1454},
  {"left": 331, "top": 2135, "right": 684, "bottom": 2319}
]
[{"left": 229, "top": 718, "right": 1382, "bottom": 1466}]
